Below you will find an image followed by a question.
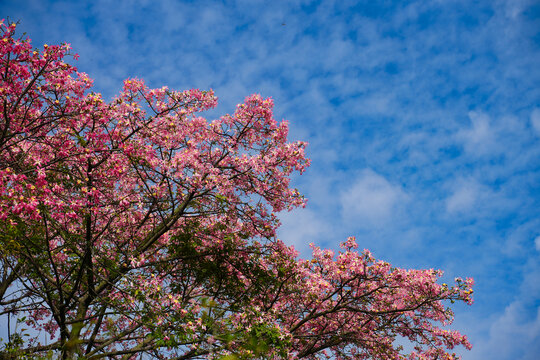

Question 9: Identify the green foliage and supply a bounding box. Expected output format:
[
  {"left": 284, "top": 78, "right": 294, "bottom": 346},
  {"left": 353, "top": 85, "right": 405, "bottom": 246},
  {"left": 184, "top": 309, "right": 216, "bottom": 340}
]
[
  {"left": 215, "top": 321, "right": 291, "bottom": 359},
  {"left": 0, "top": 317, "right": 44, "bottom": 360}
]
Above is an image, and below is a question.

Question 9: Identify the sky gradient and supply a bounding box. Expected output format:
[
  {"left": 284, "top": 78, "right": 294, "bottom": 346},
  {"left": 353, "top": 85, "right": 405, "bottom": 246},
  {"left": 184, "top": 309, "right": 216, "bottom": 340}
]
[{"left": 1, "top": 0, "right": 539, "bottom": 358}]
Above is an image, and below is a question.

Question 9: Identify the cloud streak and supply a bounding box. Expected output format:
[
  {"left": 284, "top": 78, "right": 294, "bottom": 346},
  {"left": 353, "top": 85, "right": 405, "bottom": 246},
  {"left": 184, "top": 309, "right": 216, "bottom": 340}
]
[{"left": 340, "top": 169, "right": 408, "bottom": 227}]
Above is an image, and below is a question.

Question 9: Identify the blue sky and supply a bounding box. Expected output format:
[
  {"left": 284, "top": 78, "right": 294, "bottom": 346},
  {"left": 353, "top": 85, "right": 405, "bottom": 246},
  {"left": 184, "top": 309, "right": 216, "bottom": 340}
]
[{"left": 1, "top": 0, "right": 539, "bottom": 358}]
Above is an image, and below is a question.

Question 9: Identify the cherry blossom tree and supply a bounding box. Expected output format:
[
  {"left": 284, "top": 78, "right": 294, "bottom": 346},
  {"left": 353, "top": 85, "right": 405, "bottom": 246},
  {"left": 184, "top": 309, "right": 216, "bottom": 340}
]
[{"left": 0, "top": 21, "right": 473, "bottom": 360}]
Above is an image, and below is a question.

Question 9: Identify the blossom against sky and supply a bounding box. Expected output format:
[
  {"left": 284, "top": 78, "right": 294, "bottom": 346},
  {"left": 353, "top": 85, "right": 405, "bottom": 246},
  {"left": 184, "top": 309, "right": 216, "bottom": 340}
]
[{"left": 1, "top": 0, "right": 539, "bottom": 358}]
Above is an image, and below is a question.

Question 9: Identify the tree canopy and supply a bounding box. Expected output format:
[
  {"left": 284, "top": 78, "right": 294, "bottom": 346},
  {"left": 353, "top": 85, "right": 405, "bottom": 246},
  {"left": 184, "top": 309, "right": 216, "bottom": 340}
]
[{"left": 0, "top": 21, "right": 473, "bottom": 360}]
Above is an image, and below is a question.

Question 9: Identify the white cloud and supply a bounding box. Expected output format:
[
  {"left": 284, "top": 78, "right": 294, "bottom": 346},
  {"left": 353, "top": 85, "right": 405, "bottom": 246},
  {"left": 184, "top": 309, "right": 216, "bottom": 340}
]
[
  {"left": 531, "top": 108, "right": 540, "bottom": 136},
  {"left": 456, "top": 111, "right": 496, "bottom": 155},
  {"left": 444, "top": 173, "right": 522, "bottom": 221},
  {"left": 278, "top": 208, "right": 330, "bottom": 257},
  {"left": 501, "top": 220, "right": 540, "bottom": 256},
  {"left": 503, "top": 0, "right": 530, "bottom": 20},
  {"left": 469, "top": 259, "right": 540, "bottom": 360},
  {"left": 354, "top": 93, "right": 394, "bottom": 115},
  {"left": 475, "top": 304, "right": 540, "bottom": 360},
  {"left": 340, "top": 169, "right": 407, "bottom": 227},
  {"left": 445, "top": 176, "right": 515, "bottom": 215},
  {"left": 445, "top": 179, "right": 481, "bottom": 214}
]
